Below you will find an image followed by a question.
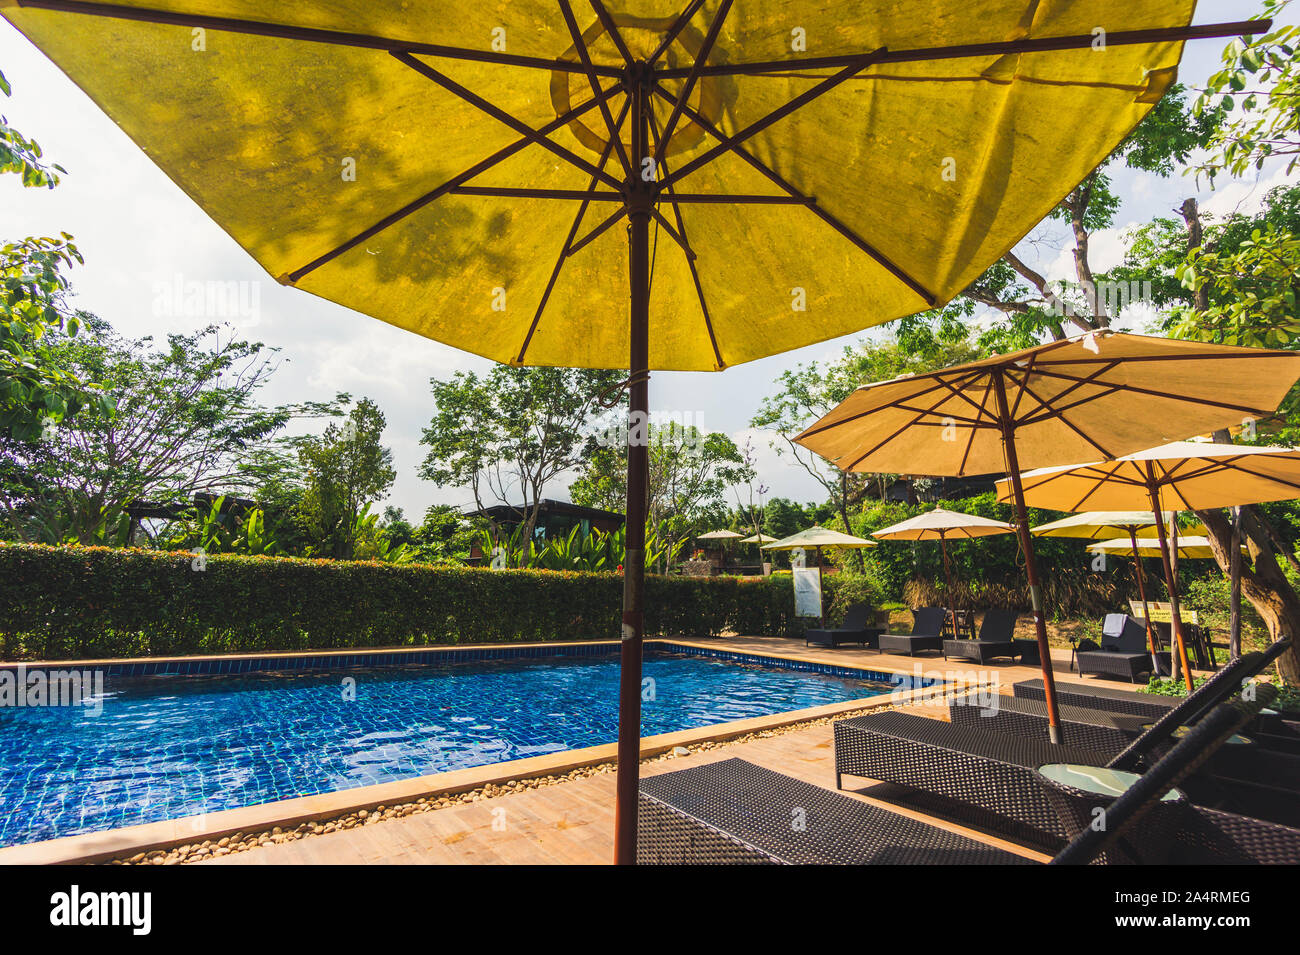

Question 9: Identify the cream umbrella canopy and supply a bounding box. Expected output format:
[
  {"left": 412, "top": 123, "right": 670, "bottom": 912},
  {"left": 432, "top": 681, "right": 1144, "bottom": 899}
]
[
  {"left": 738, "top": 532, "right": 777, "bottom": 544},
  {"left": 1001, "top": 442, "right": 1300, "bottom": 687},
  {"left": 1, "top": 0, "right": 1265, "bottom": 863},
  {"left": 796, "top": 332, "right": 1300, "bottom": 741},
  {"left": 870, "top": 508, "right": 1014, "bottom": 633},
  {"left": 763, "top": 526, "right": 876, "bottom": 627},
  {"left": 1088, "top": 536, "right": 1246, "bottom": 560},
  {"left": 1031, "top": 510, "right": 1197, "bottom": 667}
]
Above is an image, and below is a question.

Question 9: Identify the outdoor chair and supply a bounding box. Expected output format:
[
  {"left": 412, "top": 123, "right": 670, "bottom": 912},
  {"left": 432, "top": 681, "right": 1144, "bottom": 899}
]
[
  {"left": 1075, "top": 613, "right": 1158, "bottom": 683},
  {"left": 956, "top": 642, "right": 1300, "bottom": 826},
  {"left": 833, "top": 677, "right": 1291, "bottom": 850},
  {"left": 803, "top": 603, "right": 882, "bottom": 649},
  {"left": 942, "top": 608, "right": 1018, "bottom": 665},
  {"left": 639, "top": 693, "right": 1300, "bottom": 864},
  {"left": 877, "top": 607, "right": 946, "bottom": 657}
]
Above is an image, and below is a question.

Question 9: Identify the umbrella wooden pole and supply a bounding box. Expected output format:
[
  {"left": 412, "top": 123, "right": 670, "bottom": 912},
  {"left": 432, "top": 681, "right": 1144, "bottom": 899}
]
[
  {"left": 940, "top": 535, "right": 957, "bottom": 637},
  {"left": 614, "top": 81, "right": 651, "bottom": 866},
  {"left": 1230, "top": 506, "right": 1242, "bottom": 660},
  {"left": 1146, "top": 476, "right": 1195, "bottom": 690},
  {"left": 1127, "top": 527, "right": 1159, "bottom": 671},
  {"left": 993, "top": 371, "right": 1062, "bottom": 742}
]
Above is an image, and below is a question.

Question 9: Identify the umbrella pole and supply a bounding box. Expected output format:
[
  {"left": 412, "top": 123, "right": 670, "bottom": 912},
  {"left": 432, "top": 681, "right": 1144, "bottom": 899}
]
[
  {"left": 818, "top": 547, "right": 825, "bottom": 628},
  {"left": 1146, "top": 476, "right": 1195, "bottom": 691},
  {"left": 614, "top": 86, "right": 651, "bottom": 866},
  {"left": 992, "top": 371, "right": 1062, "bottom": 742},
  {"left": 1230, "top": 506, "right": 1242, "bottom": 660},
  {"left": 940, "top": 535, "right": 957, "bottom": 637},
  {"left": 1128, "top": 527, "right": 1159, "bottom": 672}
]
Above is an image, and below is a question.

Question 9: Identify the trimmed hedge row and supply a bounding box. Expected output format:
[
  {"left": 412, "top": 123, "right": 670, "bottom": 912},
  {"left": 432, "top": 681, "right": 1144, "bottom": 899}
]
[{"left": 0, "top": 543, "right": 828, "bottom": 661}]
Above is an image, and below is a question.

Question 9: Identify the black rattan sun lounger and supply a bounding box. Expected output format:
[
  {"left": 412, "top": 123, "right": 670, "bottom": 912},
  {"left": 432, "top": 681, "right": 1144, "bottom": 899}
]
[
  {"left": 942, "top": 608, "right": 1018, "bottom": 664},
  {"left": 957, "top": 643, "right": 1289, "bottom": 754},
  {"left": 877, "top": 606, "right": 945, "bottom": 657},
  {"left": 1014, "top": 677, "right": 1177, "bottom": 718},
  {"left": 1075, "top": 613, "right": 1157, "bottom": 683},
  {"left": 641, "top": 693, "right": 1300, "bottom": 864},
  {"left": 637, "top": 757, "right": 1033, "bottom": 864},
  {"left": 803, "top": 603, "right": 882, "bottom": 649},
  {"left": 834, "top": 680, "right": 1294, "bottom": 849}
]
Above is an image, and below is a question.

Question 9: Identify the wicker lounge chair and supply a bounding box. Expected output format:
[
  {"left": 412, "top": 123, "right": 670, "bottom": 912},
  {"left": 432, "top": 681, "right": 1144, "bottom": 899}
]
[
  {"left": 950, "top": 642, "right": 1300, "bottom": 827},
  {"left": 1014, "top": 676, "right": 1177, "bottom": 718},
  {"left": 640, "top": 694, "right": 1300, "bottom": 864},
  {"left": 803, "top": 603, "right": 882, "bottom": 649},
  {"left": 877, "top": 606, "right": 946, "bottom": 657},
  {"left": 942, "top": 608, "right": 1018, "bottom": 664},
  {"left": 637, "top": 758, "right": 1034, "bottom": 864},
  {"left": 1076, "top": 613, "right": 1157, "bottom": 683},
  {"left": 833, "top": 681, "right": 1287, "bottom": 850}
]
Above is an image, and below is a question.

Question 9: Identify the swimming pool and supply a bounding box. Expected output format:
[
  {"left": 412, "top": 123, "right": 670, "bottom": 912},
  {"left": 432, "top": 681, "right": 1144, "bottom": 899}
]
[{"left": 0, "top": 645, "right": 912, "bottom": 847}]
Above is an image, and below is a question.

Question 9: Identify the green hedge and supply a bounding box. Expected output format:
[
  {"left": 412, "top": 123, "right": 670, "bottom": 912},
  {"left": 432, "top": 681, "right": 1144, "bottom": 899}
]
[{"left": 0, "top": 543, "right": 834, "bottom": 661}]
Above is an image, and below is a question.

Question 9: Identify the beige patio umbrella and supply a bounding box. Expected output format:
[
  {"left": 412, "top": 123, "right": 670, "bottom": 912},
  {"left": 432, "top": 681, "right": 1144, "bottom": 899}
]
[
  {"left": 763, "top": 526, "right": 876, "bottom": 627},
  {"left": 1088, "top": 536, "right": 1246, "bottom": 560},
  {"left": 1001, "top": 441, "right": 1300, "bottom": 686},
  {"left": 870, "top": 508, "right": 1014, "bottom": 634},
  {"left": 1031, "top": 510, "right": 1198, "bottom": 668},
  {"left": 797, "top": 332, "right": 1300, "bottom": 740},
  {"left": 738, "top": 532, "right": 777, "bottom": 544},
  {"left": 697, "top": 529, "right": 742, "bottom": 540}
]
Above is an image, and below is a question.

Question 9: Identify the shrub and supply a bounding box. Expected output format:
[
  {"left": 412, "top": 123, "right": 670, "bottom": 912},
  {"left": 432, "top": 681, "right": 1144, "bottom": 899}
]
[{"left": 0, "top": 543, "right": 823, "bottom": 660}]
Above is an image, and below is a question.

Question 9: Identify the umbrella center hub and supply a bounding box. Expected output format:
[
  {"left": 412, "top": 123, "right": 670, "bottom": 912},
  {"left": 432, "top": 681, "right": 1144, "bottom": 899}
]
[{"left": 549, "top": 13, "right": 724, "bottom": 163}]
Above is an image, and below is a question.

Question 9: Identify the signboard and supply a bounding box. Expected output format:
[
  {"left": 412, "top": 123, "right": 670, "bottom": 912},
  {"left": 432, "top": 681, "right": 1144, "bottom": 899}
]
[
  {"left": 1129, "top": 601, "right": 1199, "bottom": 625},
  {"left": 793, "top": 567, "right": 822, "bottom": 618}
]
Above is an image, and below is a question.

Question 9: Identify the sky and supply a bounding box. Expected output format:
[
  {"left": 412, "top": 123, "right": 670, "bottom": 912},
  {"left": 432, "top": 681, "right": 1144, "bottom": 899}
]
[{"left": 2, "top": 1, "right": 1298, "bottom": 521}]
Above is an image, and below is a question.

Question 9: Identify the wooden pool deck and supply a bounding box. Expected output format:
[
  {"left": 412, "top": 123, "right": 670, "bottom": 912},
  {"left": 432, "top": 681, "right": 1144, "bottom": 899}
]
[{"left": 204, "top": 636, "right": 1104, "bottom": 865}]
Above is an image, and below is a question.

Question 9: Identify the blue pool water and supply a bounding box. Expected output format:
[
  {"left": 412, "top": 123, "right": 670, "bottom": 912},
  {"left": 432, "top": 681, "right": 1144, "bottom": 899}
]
[{"left": 0, "top": 649, "right": 901, "bottom": 847}]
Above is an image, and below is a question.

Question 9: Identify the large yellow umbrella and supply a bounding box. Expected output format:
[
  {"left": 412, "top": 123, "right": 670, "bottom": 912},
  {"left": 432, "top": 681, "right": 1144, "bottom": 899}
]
[
  {"left": 797, "top": 333, "right": 1300, "bottom": 741},
  {"left": 1031, "top": 510, "right": 1197, "bottom": 666},
  {"left": 763, "top": 526, "right": 875, "bottom": 627},
  {"left": 2, "top": 0, "right": 1261, "bottom": 861},
  {"left": 1001, "top": 441, "right": 1300, "bottom": 686},
  {"left": 1088, "top": 536, "right": 1246, "bottom": 560},
  {"left": 870, "top": 508, "right": 1014, "bottom": 634}
]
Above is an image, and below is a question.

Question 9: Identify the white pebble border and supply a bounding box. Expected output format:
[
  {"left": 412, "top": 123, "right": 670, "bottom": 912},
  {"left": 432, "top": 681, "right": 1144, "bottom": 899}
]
[{"left": 112, "top": 701, "right": 909, "bottom": 865}]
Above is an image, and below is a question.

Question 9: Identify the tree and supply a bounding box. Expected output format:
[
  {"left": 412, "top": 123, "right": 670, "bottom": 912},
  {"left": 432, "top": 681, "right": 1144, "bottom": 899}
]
[
  {"left": 419, "top": 365, "right": 620, "bottom": 558},
  {"left": 752, "top": 335, "right": 980, "bottom": 567},
  {"left": 1193, "top": 1, "right": 1300, "bottom": 185},
  {"left": 0, "top": 68, "right": 107, "bottom": 440},
  {"left": 294, "top": 397, "right": 396, "bottom": 559},
  {"left": 571, "top": 423, "right": 747, "bottom": 570},
  {"left": 0, "top": 320, "right": 336, "bottom": 543}
]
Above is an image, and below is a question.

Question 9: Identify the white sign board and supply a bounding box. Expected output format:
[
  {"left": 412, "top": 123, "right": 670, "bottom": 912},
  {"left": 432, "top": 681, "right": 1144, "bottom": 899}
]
[{"left": 793, "top": 567, "right": 822, "bottom": 618}]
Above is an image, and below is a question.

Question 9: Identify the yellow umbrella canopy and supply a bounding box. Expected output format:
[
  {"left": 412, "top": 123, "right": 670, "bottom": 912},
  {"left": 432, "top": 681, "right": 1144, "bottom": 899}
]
[
  {"left": 0, "top": 1, "right": 1249, "bottom": 371},
  {"left": 2, "top": 0, "right": 1262, "bottom": 862},
  {"left": 1030, "top": 511, "right": 1200, "bottom": 539},
  {"left": 1088, "top": 536, "right": 1245, "bottom": 560},
  {"left": 872, "top": 508, "right": 1013, "bottom": 624},
  {"left": 795, "top": 335, "right": 1300, "bottom": 477},
  {"left": 762, "top": 526, "right": 876, "bottom": 551},
  {"left": 871, "top": 507, "right": 1014, "bottom": 541},
  {"left": 1000, "top": 442, "right": 1300, "bottom": 513}
]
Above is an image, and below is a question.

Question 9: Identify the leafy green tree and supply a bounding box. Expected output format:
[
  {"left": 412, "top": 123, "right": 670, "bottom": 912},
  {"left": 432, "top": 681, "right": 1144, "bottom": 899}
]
[
  {"left": 419, "top": 365, "right": 620, "bottom": 557},
  {"left": 0, "top": 68, "right": 107, "bottom": 440},
  {"left": 294, "top": 397, "right": 396, "bottom": 559},
  {"left": 1193, "top": 1, "right": 1300, "bottom": 184},
  {"left": 0, "top": 320, "right": 334, "bottom": 543}
]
